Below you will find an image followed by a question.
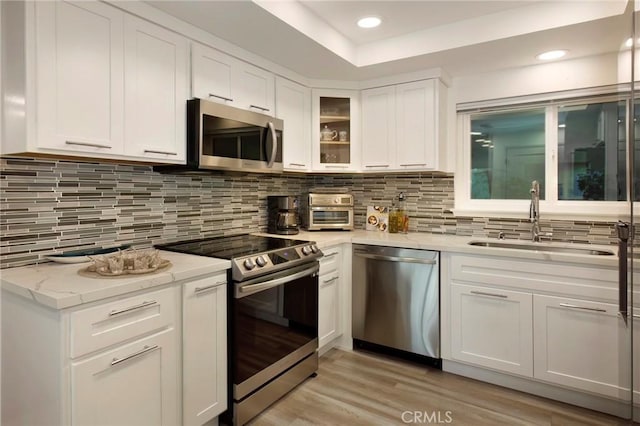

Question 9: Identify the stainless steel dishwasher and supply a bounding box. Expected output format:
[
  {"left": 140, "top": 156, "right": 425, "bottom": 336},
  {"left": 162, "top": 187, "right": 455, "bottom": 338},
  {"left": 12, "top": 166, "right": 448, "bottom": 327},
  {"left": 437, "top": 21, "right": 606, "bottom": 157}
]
[{"left": 352, "top": 244, "right": 440, "bottom": 364}]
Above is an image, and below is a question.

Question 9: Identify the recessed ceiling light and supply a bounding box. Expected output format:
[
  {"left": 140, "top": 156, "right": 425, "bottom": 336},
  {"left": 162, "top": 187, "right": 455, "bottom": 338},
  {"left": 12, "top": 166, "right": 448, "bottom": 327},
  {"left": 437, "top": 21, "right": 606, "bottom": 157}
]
[
  {"left": 536, "top": 50, "right": 568, "bottom": 61},
  {"left": 357, "top": 16, "right": 381, "bottom": 29}
]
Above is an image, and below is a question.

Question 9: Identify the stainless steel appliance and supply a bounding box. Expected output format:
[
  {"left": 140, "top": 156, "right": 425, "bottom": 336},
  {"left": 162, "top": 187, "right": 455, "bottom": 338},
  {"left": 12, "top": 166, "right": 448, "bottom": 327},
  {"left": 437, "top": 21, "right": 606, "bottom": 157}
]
[
  {"left": 267, "top": 196, "right": 300, "bottom": 235},
  {"left": 303, "top": 192, "right": 354, "bottom": 231},
  {"left": 156, "top": 235, "right": 322, "bottom": 425},
  {"left": 157, "top": 98, "right": 283, "bottom": 174},
  {"left": 352, "top": 244, "right": 440, "bottom": 366}
]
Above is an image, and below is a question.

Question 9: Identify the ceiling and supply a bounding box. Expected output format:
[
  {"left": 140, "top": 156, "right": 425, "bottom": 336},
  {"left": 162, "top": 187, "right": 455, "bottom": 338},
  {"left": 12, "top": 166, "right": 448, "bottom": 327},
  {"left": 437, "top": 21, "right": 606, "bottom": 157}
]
[{"left": 146, "top": 0, "right": 631, "bottom": 81}]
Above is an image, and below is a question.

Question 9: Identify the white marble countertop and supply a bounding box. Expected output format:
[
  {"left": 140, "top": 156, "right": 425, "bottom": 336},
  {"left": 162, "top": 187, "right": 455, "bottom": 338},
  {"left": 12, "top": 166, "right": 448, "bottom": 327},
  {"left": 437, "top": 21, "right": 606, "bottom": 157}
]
[
  {"left": 256, "top": 230, "right": 619, "bottom": 268},
  {"left": 1, "top": 251, "right": 231, "bottom": 310}
]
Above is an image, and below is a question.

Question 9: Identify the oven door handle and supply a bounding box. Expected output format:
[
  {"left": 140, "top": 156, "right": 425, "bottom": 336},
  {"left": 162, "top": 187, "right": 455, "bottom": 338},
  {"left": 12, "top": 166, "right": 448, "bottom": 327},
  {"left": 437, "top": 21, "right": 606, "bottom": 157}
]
[{"left": 236, "top": 263, "right": 319, "bottom": 298}]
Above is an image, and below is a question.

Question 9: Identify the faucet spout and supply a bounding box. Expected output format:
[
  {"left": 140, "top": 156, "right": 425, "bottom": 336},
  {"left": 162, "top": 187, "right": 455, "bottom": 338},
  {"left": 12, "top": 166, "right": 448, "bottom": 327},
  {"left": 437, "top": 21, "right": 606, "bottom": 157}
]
[{"left": 530, "top": 180, "right": 540, "bottom": 242}]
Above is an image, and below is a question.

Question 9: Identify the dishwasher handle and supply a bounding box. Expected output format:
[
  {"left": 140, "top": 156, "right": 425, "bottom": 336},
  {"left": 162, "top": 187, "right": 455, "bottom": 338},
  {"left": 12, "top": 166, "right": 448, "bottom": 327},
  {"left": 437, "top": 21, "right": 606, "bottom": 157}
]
[{"left": 353, "top": 250, "right": 437, "bottom": 265}]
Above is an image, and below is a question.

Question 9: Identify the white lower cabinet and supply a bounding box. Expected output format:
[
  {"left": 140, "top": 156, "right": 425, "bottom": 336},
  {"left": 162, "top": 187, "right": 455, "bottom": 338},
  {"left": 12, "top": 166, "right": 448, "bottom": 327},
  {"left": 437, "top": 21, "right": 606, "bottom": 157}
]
[
  {"left": 318, "top": 245, "right": 343, "bottom": 350},
  {"left": 182, "top": 273, "right": 228, "bottom": 426},
  {"left": 450, "top": 283, "right": 533, "bottom": 377},
  {"left": 533, "top": 294, "right": 629, "bottom": 399},
  {"left": 71, "top": 329, "right": 177, "bottom": 426}
]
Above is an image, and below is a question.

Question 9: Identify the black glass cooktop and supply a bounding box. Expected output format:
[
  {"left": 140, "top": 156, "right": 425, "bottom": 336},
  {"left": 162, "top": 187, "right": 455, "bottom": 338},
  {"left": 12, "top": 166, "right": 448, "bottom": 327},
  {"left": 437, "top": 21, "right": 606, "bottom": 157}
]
[{"left": 156, "top": 234, "right": 309, "bottom": 260}]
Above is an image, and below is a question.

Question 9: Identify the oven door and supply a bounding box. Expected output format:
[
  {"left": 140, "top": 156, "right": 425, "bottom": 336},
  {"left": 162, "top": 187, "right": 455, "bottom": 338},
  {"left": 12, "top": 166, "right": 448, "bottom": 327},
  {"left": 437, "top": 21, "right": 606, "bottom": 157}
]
[
  {"left": 232, "top": 262, "right": 319, "bottom": 401},
  {"left": 308, "top": 207, "right": 354, "bottom": 230}
]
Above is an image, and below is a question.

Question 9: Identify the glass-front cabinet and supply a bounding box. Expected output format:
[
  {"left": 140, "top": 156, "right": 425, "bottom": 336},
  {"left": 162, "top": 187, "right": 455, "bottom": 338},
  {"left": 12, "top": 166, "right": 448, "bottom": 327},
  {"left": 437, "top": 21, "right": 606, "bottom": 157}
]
[{"left": 312, "top": 89, "right": 360, "bottom": 171}]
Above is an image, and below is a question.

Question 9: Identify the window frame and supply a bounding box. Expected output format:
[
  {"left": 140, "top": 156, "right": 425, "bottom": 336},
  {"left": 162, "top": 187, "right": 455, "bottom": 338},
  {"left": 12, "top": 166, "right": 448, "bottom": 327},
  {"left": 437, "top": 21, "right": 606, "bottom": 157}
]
[{"left": 454, "top": 93, "right": 630, "bottom": 221}]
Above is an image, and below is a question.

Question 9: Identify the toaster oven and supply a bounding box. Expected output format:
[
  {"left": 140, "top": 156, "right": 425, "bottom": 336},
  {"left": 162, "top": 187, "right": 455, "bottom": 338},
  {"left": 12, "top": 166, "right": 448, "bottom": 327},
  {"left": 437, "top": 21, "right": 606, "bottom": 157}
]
[{"left": 304, "top": 193, "right": 354, "bottom": 231}]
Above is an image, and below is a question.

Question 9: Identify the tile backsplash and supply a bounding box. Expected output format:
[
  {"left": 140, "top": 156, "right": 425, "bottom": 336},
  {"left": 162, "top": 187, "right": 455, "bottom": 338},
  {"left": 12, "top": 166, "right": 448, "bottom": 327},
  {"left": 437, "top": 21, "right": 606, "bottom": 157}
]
[{"left": 0, "top": 157, "right": 618, "bottom": 268}]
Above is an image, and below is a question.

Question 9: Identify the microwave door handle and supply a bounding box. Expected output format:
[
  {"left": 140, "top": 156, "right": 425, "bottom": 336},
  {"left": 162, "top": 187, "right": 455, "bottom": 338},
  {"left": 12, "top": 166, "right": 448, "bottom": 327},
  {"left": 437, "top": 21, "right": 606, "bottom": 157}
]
[{"left": 266, "top": 121, "right": 277, "bottom": 168}]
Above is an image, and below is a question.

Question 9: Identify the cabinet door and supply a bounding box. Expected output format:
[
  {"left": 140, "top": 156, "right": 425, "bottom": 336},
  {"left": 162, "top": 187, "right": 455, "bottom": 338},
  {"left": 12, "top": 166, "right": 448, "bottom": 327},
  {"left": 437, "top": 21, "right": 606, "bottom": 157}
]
[
  {"left": 183, "top": 275, "right": 228, "bottom": 426},
  {"left": 319, "top": 270, "right": 340, "bottom": 348},
  {"left": 191, "top": 42, "right": 235, "bottom": 104},
  {"left": 124, "top": 15, "right": 188, "bottom": 162},
  {"left": 234, "top": 62, "right": 275, "bottom": 114},
  {"left": 276, "top": 77, "right": 311, "bottom": 171},
  {"left": 450, "top": 283, "right": 533, "bottom": 376},
  {"left": 533, "top": 294, "right": 629, "bottom": 398},
  {"left": 71, "top": 329, "right": 178, "bottom": 426},
  {"left": 361, "top": 86, "right": 396, "bottom": 172},
  {"left": 35, "top": 1, "right": 124, "bottom": 154},
  {"left": 395, "top": 80, "right": 437, "bottom": 170}
]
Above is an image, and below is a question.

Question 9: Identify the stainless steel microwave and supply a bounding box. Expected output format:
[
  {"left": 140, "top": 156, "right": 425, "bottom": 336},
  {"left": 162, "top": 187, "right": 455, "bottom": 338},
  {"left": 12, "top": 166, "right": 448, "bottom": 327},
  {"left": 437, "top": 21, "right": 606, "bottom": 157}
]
[{"left": 184, "top": 98, "right": 283, "bottom": 173}]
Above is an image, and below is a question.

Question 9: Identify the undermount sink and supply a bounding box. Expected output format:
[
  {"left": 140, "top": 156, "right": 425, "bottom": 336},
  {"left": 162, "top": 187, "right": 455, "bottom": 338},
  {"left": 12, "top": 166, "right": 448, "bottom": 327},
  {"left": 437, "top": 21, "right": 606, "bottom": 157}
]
[{"left": 467, "top": 241, "right": 615, "bottom": 256}]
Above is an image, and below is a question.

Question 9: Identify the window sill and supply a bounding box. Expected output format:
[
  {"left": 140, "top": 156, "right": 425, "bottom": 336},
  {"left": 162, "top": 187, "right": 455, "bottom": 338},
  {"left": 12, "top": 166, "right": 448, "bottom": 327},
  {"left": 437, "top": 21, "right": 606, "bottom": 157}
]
[{"left": 453, "top": 201, "right": 629, "bottom": 222}]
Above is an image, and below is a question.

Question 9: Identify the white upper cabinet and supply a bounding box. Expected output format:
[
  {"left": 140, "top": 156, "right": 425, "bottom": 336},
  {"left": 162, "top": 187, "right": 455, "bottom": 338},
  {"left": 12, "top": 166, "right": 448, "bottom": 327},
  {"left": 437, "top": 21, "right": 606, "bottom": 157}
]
[
  {"left": 191, "top": 42, "right": 275, "bottom": 114},
  {"left": 123, "top": 15, "right": 188, "bottom": 162},
  {"left": 361, "top": 86, "right": 396, "bottom": 171},
  {"left": 2, "top": 1, "right": 188, "bottom": 164},
  {"left": 361, "top": 79, "right": 447, "bottom": 171},
  {"left": 276, "top": 77, "right": 311, "bottom": 171},
  {"left": 35, "top": 1, "right": 124, "bottom": 154}
]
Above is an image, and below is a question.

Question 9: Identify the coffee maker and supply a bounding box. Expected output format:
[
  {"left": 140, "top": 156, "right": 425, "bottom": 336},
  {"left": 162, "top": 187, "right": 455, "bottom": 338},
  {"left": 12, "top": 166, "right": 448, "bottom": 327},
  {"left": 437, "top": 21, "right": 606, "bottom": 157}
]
[{"left": 267, "top": 196, "right": 300, "bottom": 235}]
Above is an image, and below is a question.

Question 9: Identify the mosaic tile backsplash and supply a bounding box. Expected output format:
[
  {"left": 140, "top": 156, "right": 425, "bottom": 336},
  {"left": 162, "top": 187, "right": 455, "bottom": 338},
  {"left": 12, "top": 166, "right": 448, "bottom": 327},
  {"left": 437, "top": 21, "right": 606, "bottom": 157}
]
[{"left": 0, "top": 157, "right": 618, "bottom": 268}]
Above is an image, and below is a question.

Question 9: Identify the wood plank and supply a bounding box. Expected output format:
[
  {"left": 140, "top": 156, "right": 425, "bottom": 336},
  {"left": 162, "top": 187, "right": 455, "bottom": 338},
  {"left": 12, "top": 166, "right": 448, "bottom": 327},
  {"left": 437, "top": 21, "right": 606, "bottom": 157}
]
[{"left": 249, "top": 349, "right": 630, "bottom": 425}]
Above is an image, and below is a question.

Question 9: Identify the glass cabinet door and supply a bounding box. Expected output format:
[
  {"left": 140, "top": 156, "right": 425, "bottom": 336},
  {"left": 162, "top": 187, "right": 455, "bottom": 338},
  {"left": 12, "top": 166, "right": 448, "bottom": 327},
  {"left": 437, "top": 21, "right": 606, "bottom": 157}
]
[{"left": 319, "top": 96, "right": 351, "bottom": 164}]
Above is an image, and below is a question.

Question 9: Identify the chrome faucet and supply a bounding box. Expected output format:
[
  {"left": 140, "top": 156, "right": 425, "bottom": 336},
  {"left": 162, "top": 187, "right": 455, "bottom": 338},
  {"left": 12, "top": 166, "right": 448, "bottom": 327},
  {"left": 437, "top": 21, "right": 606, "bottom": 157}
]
[{"left": 529, "top": 180, "right": 541, "bottom": 242}]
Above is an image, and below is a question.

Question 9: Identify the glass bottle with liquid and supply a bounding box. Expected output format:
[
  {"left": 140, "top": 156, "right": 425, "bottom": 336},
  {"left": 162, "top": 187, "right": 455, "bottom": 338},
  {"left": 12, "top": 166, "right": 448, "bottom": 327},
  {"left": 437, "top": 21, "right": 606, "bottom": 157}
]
[
  {"left": 397, "top": 192, "right": 408, "bottom": 233},
  {"left": 389, "top": 201, "right": 399, "bottom": 233}
]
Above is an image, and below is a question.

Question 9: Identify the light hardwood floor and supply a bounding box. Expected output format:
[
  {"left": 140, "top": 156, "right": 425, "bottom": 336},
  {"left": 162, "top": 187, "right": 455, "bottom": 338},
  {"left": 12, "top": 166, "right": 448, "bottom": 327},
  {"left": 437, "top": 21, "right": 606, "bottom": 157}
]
[{"left": 250, "top": 349, "right": 633, "bottom": 426}]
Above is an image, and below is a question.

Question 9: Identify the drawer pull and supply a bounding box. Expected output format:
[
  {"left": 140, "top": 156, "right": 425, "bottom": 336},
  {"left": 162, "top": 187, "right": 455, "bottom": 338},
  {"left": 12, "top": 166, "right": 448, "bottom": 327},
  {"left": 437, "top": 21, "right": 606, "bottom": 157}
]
[
  {"left": 323, "top": 252, "right": 338, "bottom": 259},
  {"left": 65, "top": 140, "right": 112, "bottom": 149},
  {"left": 324, "top": 165, "right": 349, "bottom": 169},
  {"left": 470, "top": 290, "right": 507, "bottom": 299},
  {"left": 322, "top": 276, "right": 339, "bottom": 285},
  {"left": 365, "top": 165, "right": 390, "bottom": 168},
  {"left": 559, "top": 303, "right": 607, "bottom": 313},
  {"left": 288, "top": 163, "right": 306, "bottom": 167},
  {"left": 144, "top": 149, "right": 178, "bottom": 156},
  {"left": 399, "top": 163, "right": 426, "bottom": 167},
  {"left": 249, "top": 104, "right": 270, "bottom": 112},
  {"left": 195, "top": 282, "right": 226, "bottom": 294},
  {"left": 209, "top": 93, "right": 233, "bottom": 102},
  {"left": 109, "top": 300, "right": 158, "bottom": 317},
  {"left": 111, "top": 345, "right": 159, "bottom": 367}
]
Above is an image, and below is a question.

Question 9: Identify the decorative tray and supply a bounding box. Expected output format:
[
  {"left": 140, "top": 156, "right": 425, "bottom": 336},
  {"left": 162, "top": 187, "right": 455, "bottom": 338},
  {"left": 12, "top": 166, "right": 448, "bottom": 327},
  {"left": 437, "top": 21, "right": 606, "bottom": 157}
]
[{"left": 78, "top": 248, "right": 171, "bottom": 278}]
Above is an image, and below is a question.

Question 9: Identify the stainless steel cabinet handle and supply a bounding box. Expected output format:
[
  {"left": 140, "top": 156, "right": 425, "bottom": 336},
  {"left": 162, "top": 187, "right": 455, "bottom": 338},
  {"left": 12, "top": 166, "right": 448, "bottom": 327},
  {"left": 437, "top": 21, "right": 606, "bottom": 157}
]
[
  {"left": 208, "top": 93, "right": 233, "bottom": 102},
  {"left": 111, "top": 345, "right": 159, "bottom": 367},
  {"left": 249, "top": 104, "right": 270, "bottom": 112},
  {"left": 365, "top": 165, "right": 390, "bottom": 168},
  {"left": 632, "top": 314, "right": 640, "bottom": 319},
  {"left": 354, "top": 251, "right": 436, "bottom": 265},
  {"left": 144, "top": 149, "right": 178, "bottom": 156},
  {"left": 399, "top": 163, "right": 426, "bottom": 167},
  {"left": 559, "top": 303, "right": 607, "bottom": 313},
  {"left": 322, "top": 276, "right": 339, "bottom": 285},
  {"left": 616, "top": 221, "right": 629, "bottom": 323},
  {"left": 470, "top": 290, "right": 508, "bottom": 299},
  {"left": 65, "top": 141, "right": 112, "bottom": 149},
  {"left": 323, "top": 252, "right": 338, "bottom": 259},
  {"left": 267, "top": 121, "right": 278, "bottom": 168},
  {"left": 195, "top": 282, "right": 225, "bottom": 294},
  {"left": 324, "top": 165, "right": 349, "bottom": 169},
  {"left": 109, "top": 300, "right": 158, "bottom": 317},
  {"left": 288, "top": 163, "right": 306, "bottom": 167}
]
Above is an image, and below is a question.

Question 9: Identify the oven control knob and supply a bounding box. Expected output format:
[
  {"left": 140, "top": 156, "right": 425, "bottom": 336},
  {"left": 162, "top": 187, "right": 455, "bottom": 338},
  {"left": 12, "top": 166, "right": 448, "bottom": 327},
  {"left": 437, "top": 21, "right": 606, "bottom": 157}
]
[
  {"left": 243, "top": 258, "right": 256, "bottom": 270},
  {"left": 311, "top": 245, "right": 319, "bottom": 254},
  {"left": 302, "top": 245, "right": 312, "bottom": 256},
  {"left": 255, "top": 256, "right": 267, "bottom": 267}
]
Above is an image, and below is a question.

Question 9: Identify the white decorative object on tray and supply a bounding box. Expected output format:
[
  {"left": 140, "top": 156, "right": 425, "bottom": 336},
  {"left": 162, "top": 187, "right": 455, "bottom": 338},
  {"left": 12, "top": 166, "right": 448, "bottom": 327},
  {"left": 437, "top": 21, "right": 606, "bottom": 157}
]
[{"left": 85, "top": 248, "right": 170, "bottom": 276}]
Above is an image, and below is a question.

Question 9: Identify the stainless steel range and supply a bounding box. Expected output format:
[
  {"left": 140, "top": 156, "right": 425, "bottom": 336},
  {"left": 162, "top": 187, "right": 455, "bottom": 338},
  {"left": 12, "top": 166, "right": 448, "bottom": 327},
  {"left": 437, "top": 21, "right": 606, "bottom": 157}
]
[{"left": 156, "top": 234, "right": 322, "bottom": 425}]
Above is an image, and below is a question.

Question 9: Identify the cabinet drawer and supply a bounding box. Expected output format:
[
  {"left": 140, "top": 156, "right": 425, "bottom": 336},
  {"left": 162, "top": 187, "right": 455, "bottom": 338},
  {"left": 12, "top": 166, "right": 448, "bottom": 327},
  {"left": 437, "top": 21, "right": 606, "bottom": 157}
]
[
  {"left": 319, "top": 246, "right": 342, "bottom": 275},
  {"left": 70, "top": 286, "right": 177, "bottom": 358}
]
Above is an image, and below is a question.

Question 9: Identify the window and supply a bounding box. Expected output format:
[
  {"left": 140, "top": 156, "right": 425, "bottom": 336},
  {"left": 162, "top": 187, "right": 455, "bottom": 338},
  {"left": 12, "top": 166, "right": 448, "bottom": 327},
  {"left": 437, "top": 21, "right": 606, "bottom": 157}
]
[{"left": 456, "top": 94, "right": 630, "bottom": 219}]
